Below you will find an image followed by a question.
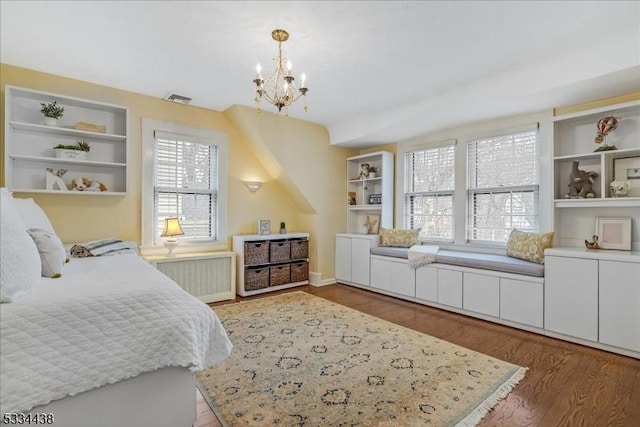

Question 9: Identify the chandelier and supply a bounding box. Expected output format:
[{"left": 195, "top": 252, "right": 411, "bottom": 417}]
[{"left": 253, "top": 29, "right": 309, "bottom": 114}]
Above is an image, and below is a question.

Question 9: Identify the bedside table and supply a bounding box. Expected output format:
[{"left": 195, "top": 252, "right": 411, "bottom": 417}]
[{"left": 144, "top": 251, "right": 236, "bottom": 303}]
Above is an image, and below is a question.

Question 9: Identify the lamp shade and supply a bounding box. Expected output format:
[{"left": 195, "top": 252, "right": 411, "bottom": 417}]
[{"left": 161, "top": 217, "right": 184, "bottom": 238}]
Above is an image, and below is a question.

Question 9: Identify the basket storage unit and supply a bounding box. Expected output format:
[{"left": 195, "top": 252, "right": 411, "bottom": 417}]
[
  {"left": 244, "top": 241, "right": 269, "bottom": 266},
  {"left": 290, "top": 239, "right": 309, "bottom": 260},
  {"left": 270, "top": 264, "right": 291, "bottom": 287},
  {"left": 233, "top": 233, "right": 310, "bottom": 296},
  {"left": 270, "top": 240, "right": 291, "bottom": 263},
  {"left": 244, "top": 267, "right": 270, "bottom": 291},
  {"left": 290, "top": 261, "right": 309, "bottom": 282}
]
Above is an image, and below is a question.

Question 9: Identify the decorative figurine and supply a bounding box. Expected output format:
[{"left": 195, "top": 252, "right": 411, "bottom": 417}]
[
  {"left": 593, "top": 116, "right": 619, "bottom": 152},
  {"left": 585, "top": 235, "right": 600, "bottom": 250}
]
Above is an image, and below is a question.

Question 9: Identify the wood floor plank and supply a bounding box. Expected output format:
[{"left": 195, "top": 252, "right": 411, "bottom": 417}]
[{"left": 197, "top": 284, "right": 640, "bottom": 427}]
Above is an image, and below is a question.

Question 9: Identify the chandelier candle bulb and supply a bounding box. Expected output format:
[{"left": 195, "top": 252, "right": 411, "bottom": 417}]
[{"left": 301, "top": 73, "right": 306, "bottom": 88}]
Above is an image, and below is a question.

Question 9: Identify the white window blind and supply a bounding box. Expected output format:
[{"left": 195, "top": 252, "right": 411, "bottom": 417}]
[
  {"left": 404, "top": 143, "right": 455, "bottom": 241},
  {"left": 467, "top": 128, "right": 539, "bottom": 243},
  {"left": 154, "top": 131, "right": 219, "bottom": 244}
]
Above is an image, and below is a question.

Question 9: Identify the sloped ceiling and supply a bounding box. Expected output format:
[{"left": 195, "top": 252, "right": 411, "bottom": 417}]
[{"left": 1, "top": 1, "right": 639, "bottom": 148}]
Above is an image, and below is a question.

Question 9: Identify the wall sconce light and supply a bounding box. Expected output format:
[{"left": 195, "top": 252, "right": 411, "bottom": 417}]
[{"left": 245, "top": 181, "right": 263, "bottom": 192}]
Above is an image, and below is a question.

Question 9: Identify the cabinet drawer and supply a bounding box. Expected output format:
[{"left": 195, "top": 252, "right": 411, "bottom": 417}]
[
  {"left": 291, "top": 261, "right": 309, "bottom": 282},
  {"left": 463, "top": 273, "right": 499, "bottom": 317},
  {"left": 291, "top": 239, "right": 309, "bottom": 260},
  {"left": 244, "top": 241, "right": 269, "bottom": 265},
  {"left": 500, "top": 278, "right": 543, "bottom": 328},
  {"left": 244, "top": 267, "right": 269, "bottom": 291},
  {"left": 270, "top": 264, "right": 291, "bottom": 286},
  {"left": 438, "top": 269, "right": 462, "bottom": 308},
  {"left": 270, "top": 240, "right": 291, "bottom": 263}
]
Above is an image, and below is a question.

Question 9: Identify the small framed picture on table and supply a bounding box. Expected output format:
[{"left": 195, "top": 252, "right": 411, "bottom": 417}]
[
  {"left": 595, "top": 217, "right": 632, "bottom": 250},
  {"left": 258, "top": 220, "right": 271, "bottom": 235}
]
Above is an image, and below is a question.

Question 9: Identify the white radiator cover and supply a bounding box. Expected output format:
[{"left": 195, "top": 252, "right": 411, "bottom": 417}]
[{"left": 147, "top": 252, "right": 236, "bottom": 303}]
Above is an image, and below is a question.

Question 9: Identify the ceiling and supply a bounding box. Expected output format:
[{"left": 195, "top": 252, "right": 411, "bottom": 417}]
[{"left": 1, "top": 1, "right": 639, "bottom": 148}]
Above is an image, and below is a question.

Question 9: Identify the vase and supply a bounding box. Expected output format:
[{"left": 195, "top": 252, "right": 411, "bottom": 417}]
[
  {"left": 44, "top": 117, "right": 58, "bottom": 126},
  {"left": 611, "top": 189, "right": 628, "bottom": 198}
]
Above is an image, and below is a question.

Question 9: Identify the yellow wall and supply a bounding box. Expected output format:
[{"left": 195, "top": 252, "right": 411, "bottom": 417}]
[
  {"left": 554, "top": 91, "right": 640, "bottom": 116},
  {"left": 1, "top": 64, "right": 354, "bottom": 278}
]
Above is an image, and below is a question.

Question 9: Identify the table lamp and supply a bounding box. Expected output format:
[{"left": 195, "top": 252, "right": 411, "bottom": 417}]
[{"left": 161, "top": 217, "right": 184, "bottom": 257}]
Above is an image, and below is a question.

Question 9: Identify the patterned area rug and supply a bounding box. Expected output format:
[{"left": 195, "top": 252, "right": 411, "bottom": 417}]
[{"left": 197, "top": 292, "right": 526, "bottom": 426}]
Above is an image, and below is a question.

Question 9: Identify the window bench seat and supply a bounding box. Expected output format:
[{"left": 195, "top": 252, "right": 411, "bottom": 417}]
[
  {"left": 361, "top": 246, "right": 545, "bottom": 332},
  {"left": 369, "top": 247, "right": 544, "bottom": 277}
]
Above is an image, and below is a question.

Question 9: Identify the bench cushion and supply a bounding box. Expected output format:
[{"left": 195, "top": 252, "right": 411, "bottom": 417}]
[{"left": 369, "top": 247, "right": 544, "bottom": 277}]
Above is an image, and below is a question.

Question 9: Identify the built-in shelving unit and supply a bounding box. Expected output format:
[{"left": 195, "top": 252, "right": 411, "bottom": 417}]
[
  {"left": 552, "top": 100, "right": 640, "bottom": 204},
  {"left": 4, "top": 85, "right": 129, "bottom": 195},
  {"left": 345, "top": 151, "right": 394, "bottom": 234},
  {"left": 233, "top": 233, "right": 310, "bottom": 296},
  {"left": 552, "top": 100, "right": 640, "bottom": 248}
]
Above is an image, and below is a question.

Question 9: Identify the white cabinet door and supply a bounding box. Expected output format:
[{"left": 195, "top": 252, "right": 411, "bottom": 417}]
[
  {"left": 599, "top": 260, "right": 640, "bottom": 352},
  {"left": 463, "top": 273, "right": 499, "bottom": 317},
  {"left": 351, "top": 238, "right": 372, "bottom": 286},
  {"left": 500, "top": 278, "right": 543, "bottom": 328},
  {"left": 335, "top": 237, "right": 352, "bottom": 282},
  {"left": 438, "top": 269, "right": 463, "bottom": 308},
  {"left": 545, "top": 256, "right": 598, "bottom": 341},
  {"left": 416, "top": 266, "right": 438, "bottom": 302},
  {"left": 370, "top": 257, "right": 391, "bottom": 292},
  {"left": 391, "top": 261, "right": 415, "bottom": 297}
]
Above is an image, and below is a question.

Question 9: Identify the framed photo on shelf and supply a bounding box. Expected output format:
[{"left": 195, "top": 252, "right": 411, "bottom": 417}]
[
  {"left": 595, "top": 217, "right": 632, "bottom": 250},
  {"left": 363, "top": 214, "right": 380, "bottom": 235},
  {"left": 258, "top": 219, "right": 271, "bottom": 235},
  {"left": 613, "top": 156, "right": 640, "bottom": 197}
]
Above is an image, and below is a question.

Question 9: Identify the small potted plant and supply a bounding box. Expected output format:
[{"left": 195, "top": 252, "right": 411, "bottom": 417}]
[
  {"left": 368, "top": 165, "right": 378, "bottom": 178},
  {"left": 279, "top": 222, "right": 287, "bottom": 234},
  {"left": 40, "top": 101, "right": 65, "bottom": 126},
  {"left": 53, "top": 140, "right": 90, "bottom": 161}
]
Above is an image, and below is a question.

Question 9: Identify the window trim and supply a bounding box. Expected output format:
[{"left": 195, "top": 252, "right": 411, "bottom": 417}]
[
  {"left": 403, "top": 141, "right": 456, "bottom": 242},
  {"left": 466, "top": 127, "right": 540, "bottom": 245},
  {"left": 141, "top": 119, "right": 228, "bottom": 256}
]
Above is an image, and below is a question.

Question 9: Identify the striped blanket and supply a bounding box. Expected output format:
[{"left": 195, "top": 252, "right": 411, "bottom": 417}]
[{"left": 70, "top": 238, "right": 137, "bottom": 257}]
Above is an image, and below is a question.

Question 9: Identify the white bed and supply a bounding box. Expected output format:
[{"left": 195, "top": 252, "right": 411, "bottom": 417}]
[{"left": 0, "top": 253, "right": 233, "bottom": 427}]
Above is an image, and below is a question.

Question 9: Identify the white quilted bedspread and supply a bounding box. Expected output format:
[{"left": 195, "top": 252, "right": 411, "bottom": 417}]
[{"left": 0, "top": 254, "right": 233, "bottom": 413}]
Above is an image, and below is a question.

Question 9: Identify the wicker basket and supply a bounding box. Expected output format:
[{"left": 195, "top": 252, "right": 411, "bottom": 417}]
[
  {"left": 290, "top": 239, "right": 309, "bottom": 260},
  {"left": 269, "top": 240, "right": 291, "bottom": 263},
  {"left": 244, "top": 241, "right": 269, "bottom": 266},
  {"left": 269, "top": 264, "right": 291, "bottom": 286},
  {"left": 290, "top": 261, "right": 309, "bottom": 282},
  {"left": 244, "top": 267, "right": 269, "bottom": 291}
]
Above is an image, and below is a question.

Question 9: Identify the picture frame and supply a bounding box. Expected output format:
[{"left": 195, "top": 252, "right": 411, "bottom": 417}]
[
  {"left": 363, "top": 214, "right": 380, "bottom": 235},
  {"left": 258, "top": 219, "right": 271, "bottom": 235},
  {"left": 613, "top": 156, "right": 640, "bottom": 197},
  {"left": 595, "top": 217, "right": 632, "bottom": 250}
]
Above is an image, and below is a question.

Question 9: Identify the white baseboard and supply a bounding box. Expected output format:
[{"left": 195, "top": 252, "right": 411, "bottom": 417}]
[{"left": 309, "top": 271, "right": 335, "bottom": 286}]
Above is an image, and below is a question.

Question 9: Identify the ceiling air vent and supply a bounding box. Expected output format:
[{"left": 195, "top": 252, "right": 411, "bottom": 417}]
[{"left": 164, "top": 93, "right": 192, "bottom": 105}]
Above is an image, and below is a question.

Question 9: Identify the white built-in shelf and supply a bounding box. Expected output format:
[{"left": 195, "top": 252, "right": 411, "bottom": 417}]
[
  {"left": 4, "top": 85, "right": 129, "bottom": 195},
  {"left": 553, "top": 147, "right": 640, "bottom": 161},
  {"left": 348, "top": 205, "right": 383, "bottom": 211},
  {"left": 10, "top": 121, "right": 126, "bottom": 142},
  {"left": 10, "top": 155, "right": 126, "bottom": 168},
  {"left": 345, "top": 151, "right": 394, "bottom": 234},
  {"left": 554, "top": 197, "right": 640, "bottom": 208}
]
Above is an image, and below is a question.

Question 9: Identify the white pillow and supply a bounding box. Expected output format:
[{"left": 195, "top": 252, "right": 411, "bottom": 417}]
[
  {"left": 12, "top": 197, "right": 56, "bottom": 234},
  {"left": 0, "top": 191, "right": 42, "bottom": 302},
  {"left": 28, "top": 229, "right": 67, "bottom": 278}
]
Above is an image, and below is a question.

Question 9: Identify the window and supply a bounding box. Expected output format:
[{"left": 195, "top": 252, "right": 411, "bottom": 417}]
[
  {"left": 467, "top": 128, "right": 539, "bottom": 243},
  {"left": 404, "top": 143, "right": 455, "bottom": 241},
  {"left": 153, "top": 131, "right": 219, "bottom": 243},
  {"left": 141, "top": 120, "right": 227, "bottom": 254}
]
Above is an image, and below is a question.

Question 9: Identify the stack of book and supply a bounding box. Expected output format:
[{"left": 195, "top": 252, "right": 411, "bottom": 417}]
[{"left": 75, "top": 121, "right": 106, "bottom": 133}]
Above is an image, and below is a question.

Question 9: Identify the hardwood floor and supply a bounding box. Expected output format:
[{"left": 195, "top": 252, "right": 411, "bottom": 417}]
[{"left": 198, "top": 284, "right": 640, "bottom": 426}]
